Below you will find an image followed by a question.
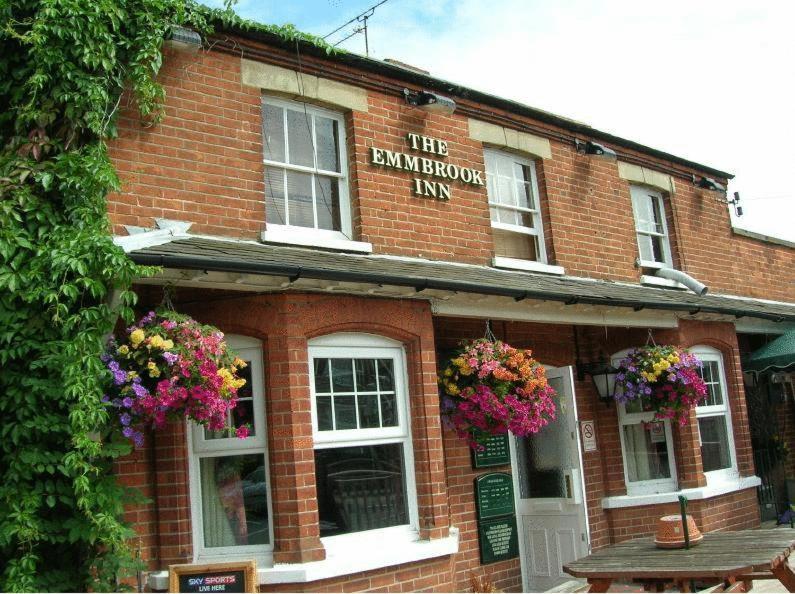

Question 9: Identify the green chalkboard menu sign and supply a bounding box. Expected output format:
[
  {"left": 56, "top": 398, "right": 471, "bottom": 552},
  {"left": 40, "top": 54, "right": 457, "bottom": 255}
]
[
  {"left": 475, "top": 472, "right": 515, "bottom": 520},
  {"left": 472, "top": 434, "right": 511, "bottom": 468},
  {"left": 169, "top": 561, "right": 256, "bottom": 593},
  {"left": 478, "top": 515, "right": 519, "bottom": 564}
]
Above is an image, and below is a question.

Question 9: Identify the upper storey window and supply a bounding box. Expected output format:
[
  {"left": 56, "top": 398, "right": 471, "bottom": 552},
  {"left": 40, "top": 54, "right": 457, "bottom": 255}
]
[
  {"left": 262, "top": 97, "right": 362, "bottom": 249},
  {"left": 630, "top": 185, "right": 672, "bottom": 268},
  {"left": 485, "top": 149, "right": 549, "bottom": 265}
]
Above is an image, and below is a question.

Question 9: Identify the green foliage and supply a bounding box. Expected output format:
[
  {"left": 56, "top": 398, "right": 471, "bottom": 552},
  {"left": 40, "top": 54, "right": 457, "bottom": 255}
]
[{"left": 1, "top": 0, "right": 325, "bottom": 589}]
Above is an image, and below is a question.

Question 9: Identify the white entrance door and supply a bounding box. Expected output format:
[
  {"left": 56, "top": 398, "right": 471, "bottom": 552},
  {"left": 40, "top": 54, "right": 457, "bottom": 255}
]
[{"left": 512, "top": 366, "right": 589, "bottom": 593}]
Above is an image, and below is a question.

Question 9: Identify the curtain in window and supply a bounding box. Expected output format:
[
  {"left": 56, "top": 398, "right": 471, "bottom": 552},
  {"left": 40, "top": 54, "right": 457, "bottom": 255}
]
[{"left": 200, "top": 457, "right": 248, "bottom": 547}]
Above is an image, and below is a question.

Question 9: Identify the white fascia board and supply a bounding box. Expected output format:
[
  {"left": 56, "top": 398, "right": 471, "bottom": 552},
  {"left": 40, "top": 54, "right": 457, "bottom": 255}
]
[
  {"left": 113, "top": 228, "right": 185, "bottom": 253},
  {"left": 432, "top": 295, "right": 678, "bottom": 328}
]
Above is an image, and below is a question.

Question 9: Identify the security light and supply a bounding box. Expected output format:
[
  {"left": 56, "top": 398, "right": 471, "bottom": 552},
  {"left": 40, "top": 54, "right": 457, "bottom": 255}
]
[
  {"left": 403, "top": 89, "right": 457, "bottom": 115},
  {"left": 693, "top": 175, "right": 726, "bottom": 192},
  {"left": 575, "top": 139, "right": 618, "bottom": 162},
  {"left": 165, "top": 25, "right": 202, "bottom": 52}
]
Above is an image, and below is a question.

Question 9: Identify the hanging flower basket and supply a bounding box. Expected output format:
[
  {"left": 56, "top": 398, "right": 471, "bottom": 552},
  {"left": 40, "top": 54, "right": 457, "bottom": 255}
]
[
  {"left": 102, "top": 311, "right": 248, "bottom": 447},
  {"left": 439, "top": 339, "right": 557, "bottom": 450},
  {"left": 614, "top": 345, "right": 708, "bottom": 426}
]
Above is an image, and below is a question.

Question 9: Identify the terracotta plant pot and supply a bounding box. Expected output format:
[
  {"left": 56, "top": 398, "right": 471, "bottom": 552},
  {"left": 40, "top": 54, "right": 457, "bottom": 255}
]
[{"left": 654, "top": 514, "right": 704, "bottom": 549}]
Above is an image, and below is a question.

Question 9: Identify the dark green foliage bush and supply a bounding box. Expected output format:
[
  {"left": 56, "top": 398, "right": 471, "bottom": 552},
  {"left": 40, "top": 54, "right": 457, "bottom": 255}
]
[{"left": 0, "top": 1, "right": 332, "bottom": 590}]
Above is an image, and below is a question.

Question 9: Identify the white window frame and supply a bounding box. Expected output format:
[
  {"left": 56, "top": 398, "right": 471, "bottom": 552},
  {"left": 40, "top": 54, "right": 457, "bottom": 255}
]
[
  {"left": 484, "top": 148, "right": 548, "bottom": 264},
  {"left": 613, "top": 349, "right": 678, "bottom": 495},
  {"left": 261, "top": 96, "right": 355, "bottom": 245},
  {"left": 188, "top": 335, "right": 274, "bottom": 564},
  {"left": 691, "top": 345, "right": 738, "bottom": 485},
  {"left": 630, "top": 184, "right": 673, "bottom": 268},
  {"left": 308, "top": 333, "right": 418, "bottom": 551}
]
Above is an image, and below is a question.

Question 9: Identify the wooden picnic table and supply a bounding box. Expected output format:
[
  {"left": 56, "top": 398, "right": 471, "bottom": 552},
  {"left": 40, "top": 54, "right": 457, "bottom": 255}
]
[{"left": 563, "top": 529, "right": 795, "bottom": 592}]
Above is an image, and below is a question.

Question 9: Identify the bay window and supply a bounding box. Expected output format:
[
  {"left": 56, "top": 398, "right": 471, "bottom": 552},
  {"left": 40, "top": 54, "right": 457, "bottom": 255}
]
[
  {"left": 692, "top": 346, "right": 738, "bottom": 482},
  {"left": 308, "top": 334, "right": 416, "bottom": 541},
  {"left": 614, "top": 349, "right": 678, "bottom": 495},
  {"left": 189, "top": 336, "right": 273, "bottom": 562}
]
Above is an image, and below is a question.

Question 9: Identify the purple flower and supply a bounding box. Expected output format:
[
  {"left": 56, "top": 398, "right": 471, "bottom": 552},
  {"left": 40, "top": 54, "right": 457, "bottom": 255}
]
[
  {"left": 133, "top": 432, "right": 144, "bottom": 448},
  {"left": 120, "top": 413, "right": 131, "bottom": 426},
  {"left": 162, "top": 351, "right": 179, "bottom": 365},
  {"left": 132, "top": 383, "right": 149, "bottom": 398},
  {"left": 101, "top": 395, "right": 110, "bottom": 403},
  {"left": 122, "top": 397, "right": 133, "bottom": 408},
  {"left": 122, "top": 426, "right": 133, "bottom": 438},
  {"left": 107, "top": 360, "right": 127, "bottom": 385},
  {"left": 140, "top": 311, "right": 156, "bottom": 325}
]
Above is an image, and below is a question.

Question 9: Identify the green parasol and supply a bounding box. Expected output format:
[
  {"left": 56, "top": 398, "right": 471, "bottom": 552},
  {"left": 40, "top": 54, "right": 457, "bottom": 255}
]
[{"left": 745, "top": 329, "right": 795, "bottom": 373}]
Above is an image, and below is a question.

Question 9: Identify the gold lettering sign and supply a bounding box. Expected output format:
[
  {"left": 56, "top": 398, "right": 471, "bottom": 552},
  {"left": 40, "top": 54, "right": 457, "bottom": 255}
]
[{"left": 369, "top": 133, "right": 484, "bottom": 201}]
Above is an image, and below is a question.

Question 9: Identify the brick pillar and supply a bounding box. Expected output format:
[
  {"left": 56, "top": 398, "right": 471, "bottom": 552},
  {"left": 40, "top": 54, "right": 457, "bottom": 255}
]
[
  {"left": 267, "top": 330, "right": 325, "bottom": 563},
  {"left": 405, "top": 332, "right": 449, "bottom": 541},
  {"left": 153, "top": 420, "right": 194, "bottom": 565}
]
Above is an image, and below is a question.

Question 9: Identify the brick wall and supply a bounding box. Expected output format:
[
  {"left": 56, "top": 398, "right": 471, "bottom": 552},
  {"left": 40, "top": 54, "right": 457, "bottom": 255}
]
[
  {"left": 117, "top": 290, "right": 468, "bottom": 592},
  {"left": 433, "top": 316, "right": 759, "bottom": 551},
  {"left": 106, "top": 40, "right": 794, "bottom": 302},
  {"left": 604, "top": 488, "right": 759, "bottom": 543}
]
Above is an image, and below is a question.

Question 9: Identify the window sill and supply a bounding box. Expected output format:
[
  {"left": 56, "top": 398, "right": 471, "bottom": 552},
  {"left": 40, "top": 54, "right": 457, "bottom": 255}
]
[
  {"left": 145, "top": 529, "right": 459, "bottom": 588},
  {"left": 259, "top": 528, "right": 458, "bottom": 584},
  {"left": 601, "top": 475, "right": 761, "bottom": 509},
  {"left": 261, "top": 228, "right": 373, "bottom": 253},
  {"left": 640, "top": 275, "right": 687, "bottom": 290},
  {"left": 636, "top": 259, "right": 667, "bottom": 270},
  {"left": 493, "top": 256, "right": 565, "bottom": 276}
]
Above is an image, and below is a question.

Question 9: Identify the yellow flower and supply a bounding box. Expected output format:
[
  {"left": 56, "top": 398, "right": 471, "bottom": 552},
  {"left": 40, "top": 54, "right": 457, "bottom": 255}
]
[
  {"left": 233, "top": 357, "right": 247, "bottom": 368},
  {"left": 149, "top": 335, "right": 164, "bottom": 349},
  {"left": 458, "top": 364, "right": 473, "bottom": 376},
  {"left": 130, "top": 329, "right": 145, "bottom": 346},
  {"left": 443, "top": 368, "right": 453, "bottom": 377},
  {"left": 446, "top": 383, "right": 460, "bottom": 396},
  {"left": 162, "top": 339, "right": 174, "bottom": 350},
  {"left": 117, "top": 345, "right": 129, "bottom": 355},
  {"left": 451, "top": 357, "right": 465, "bottom": 368}
]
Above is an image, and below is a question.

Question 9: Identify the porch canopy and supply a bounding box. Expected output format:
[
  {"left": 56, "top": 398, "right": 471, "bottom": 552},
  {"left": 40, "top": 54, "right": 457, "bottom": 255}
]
[
  {"left": 745, "top": 329, "right": 795, "bottom": 373},
  {"left": 122, "top": 235, "right": 795, "bottom": 325}
]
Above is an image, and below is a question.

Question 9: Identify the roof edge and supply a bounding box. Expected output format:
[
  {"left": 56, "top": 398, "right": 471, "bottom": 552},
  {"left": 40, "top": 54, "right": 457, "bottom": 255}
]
[
  {"left": 213, "top": 24, "right": 734, "bottom": 181},
  {"left": 129, "top": 248, "right": 791, "bottom": 323}
]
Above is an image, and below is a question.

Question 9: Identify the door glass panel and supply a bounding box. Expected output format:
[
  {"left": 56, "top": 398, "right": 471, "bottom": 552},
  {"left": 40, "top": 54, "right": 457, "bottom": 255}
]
[{"left": 516, "top": 376, "right": 569, "bottom": 498}]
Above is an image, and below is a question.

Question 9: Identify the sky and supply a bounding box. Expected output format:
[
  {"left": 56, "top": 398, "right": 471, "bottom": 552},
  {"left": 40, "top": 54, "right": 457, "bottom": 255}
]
[{"left": 208, "top": 0, "right": 795, "bottom": 242}]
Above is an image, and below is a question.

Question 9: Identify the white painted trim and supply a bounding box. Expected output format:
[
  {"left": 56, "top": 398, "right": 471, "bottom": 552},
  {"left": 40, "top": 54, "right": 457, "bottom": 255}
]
[
  {"left": 732, "top": 226, "right": 795, "bottom": 248},
  {"left": 432, "top": 296, "right": 679, "bottom": 328},
  {"left": 485, "top": 148, "right": 549, "bottom": 263},
  {"left": 188, "top": 341, "right": 275, "bottom": 562},
  {"left": 640, "top": 275, "right": 686, "bottom": 290},
  {"left": 613, "top": 349, "right": 678, "bottom": 496},
  {"left": 601, "top": 476, "right": 761, "bottom": 509},
  {"left": 257, "top": 529, "right": 458, "bottom": 583},
  {"left": 147, "top": 529, "right": 459, "bottom": 587},
  {"left": 630, "top": 185, "right": 673, "bottom": 268},
  {"left": 307, "top": 335, "right": 419, "bottom": 544},
  {"left": 261, "top": 227, "right": 372, "bottom": 253},
  {"left": 493, "top": 256, "right": 564, "bottom": 275},
  {"left": 691, "top": 346, "right": 739, "bottom": 483},
  {"left": 113, "top": 228, "right": 188, "bottom": 252}
]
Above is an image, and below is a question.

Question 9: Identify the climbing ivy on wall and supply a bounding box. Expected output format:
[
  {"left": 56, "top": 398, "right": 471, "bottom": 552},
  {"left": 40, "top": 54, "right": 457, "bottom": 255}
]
[{"left": 0, "top": 1, "right": 335, "bottom": 591}]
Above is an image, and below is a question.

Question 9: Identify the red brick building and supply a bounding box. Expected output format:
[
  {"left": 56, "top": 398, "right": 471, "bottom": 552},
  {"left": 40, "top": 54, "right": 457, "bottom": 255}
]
[{"left": 109, "top": 24, "right": 795, "bottom": 592}]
